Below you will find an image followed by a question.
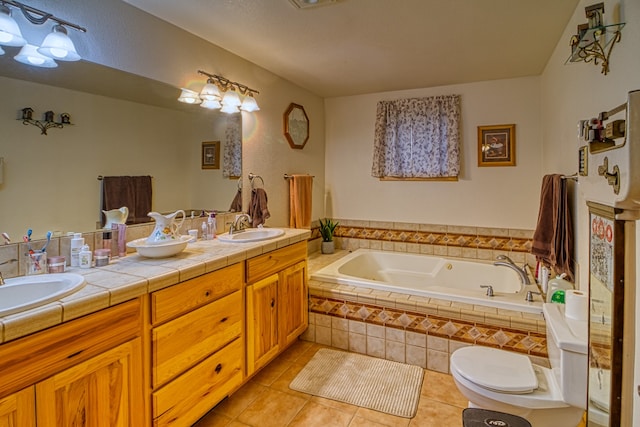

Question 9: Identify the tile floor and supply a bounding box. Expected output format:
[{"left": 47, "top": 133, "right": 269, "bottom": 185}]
[{"left": 193, "top": 340, "right": 469, "bottom": 427}]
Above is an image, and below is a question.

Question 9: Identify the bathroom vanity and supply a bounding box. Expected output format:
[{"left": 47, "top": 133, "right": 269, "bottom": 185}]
[{"left": 0, "top": 229, "right": 310, "bottom": 427}]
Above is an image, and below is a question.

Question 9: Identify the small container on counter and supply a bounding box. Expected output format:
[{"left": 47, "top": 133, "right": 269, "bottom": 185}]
[
  {"left": 47, "top": 255, "right": 66, "bottom": 273},
  {"left": 94, "top": 249, "right": 111, "bottom": 267},
  {"left": 79, "top": 244, "right": 92, "bottom": 269}
]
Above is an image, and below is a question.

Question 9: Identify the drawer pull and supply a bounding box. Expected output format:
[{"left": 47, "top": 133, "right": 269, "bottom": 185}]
[
  {"left": 220, "top": 317, "right": 228, "bottom": 323},
  {"left": 205, "top": 291, "right": 211, "bottom": 297},
  {"left": 271, "top": 298, "right": 275, "bottom": 308},
  {"left": 215, "top": 363, "right": 222, "bottom": 374},
  {"left": 67, "top": 350, "right": 83, "bottom": 359}
]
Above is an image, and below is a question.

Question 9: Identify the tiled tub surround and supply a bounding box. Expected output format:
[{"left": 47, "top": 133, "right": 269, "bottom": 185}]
[
  {"left": 310, "top": 219, "right": 536, "bottom": 266},
  {"left": 0, "top": 212, "right": 238, "bottom": 279},
  {"left": 303, "top": 249, "right": 548, "bottom": 375},
  {"left": 0, "top": 227, "right": 310, "bottom": 343}
]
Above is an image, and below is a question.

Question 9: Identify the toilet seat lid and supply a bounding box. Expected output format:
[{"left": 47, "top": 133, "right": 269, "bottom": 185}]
[{"left": 451, "top": 347, "right": 538, "bottom": 393}]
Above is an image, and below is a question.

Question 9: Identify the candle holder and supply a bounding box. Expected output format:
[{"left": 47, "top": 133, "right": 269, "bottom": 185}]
[{"left": 19, "top": 108, "right": 73, "bottom": 135}]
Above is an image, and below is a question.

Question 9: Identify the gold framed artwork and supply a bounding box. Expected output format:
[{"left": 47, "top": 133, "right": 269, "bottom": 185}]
[
  {"left": 284, "top": 103, "right": 309, "bottom": 149},
  {"left": 201, "top": 141, "right": 220, "bottom": 169},
  {"left": 477, "top": 124, "right": 516, "bottom": 167}
]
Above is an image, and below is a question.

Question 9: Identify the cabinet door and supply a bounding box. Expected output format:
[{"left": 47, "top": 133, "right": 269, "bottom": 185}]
[
  {"left": 0, "top": 387, "right": 35, "bottom": 427},
  {"left": 35, "top": 339, "right": 144, "bottom": 427},
  {"left": 246, "top": 274, "right": 279, "bottom": 376},
  {"left": 279, "top": 260, "right": 308, "bottom": 348}
]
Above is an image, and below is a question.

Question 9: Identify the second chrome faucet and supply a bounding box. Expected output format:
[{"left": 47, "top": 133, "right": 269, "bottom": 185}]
[{"left": 493, "top": 255, "right": 531, "bottom": 285}]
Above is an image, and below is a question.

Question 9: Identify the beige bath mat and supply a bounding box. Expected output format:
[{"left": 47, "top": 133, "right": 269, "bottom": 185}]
[{"left": 289, "top": 348, "right": 424, "bottom": 418}]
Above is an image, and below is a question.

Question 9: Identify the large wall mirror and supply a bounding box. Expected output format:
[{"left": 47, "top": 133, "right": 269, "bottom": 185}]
[
  {"left": 587, "top": 202, "right": 625, "bottom": 427},
  {"left": 0, "top": 58, "right": 242, "bottom": 240}
]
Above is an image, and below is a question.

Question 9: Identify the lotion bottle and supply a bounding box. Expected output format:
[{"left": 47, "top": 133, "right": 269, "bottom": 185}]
[
  {"left": 70, "top": 233, "right": 84, "bottom": 267},
  {"left": 79, "top": 244, "right": 92, "bottom": 269}
]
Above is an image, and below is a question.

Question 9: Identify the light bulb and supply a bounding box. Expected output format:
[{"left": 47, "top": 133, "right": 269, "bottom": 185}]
[
  {"left": 222, "top": 90, "right": 241, "bottom": 107},
  {"left": 199, "top": 82, "right": 221, "bottom": 101},
  {"left": 240, "top": 96, "right": 260, "bottom": 112},
  {"left": 177, "top": 88, "right": 202, "bottom": 104}
]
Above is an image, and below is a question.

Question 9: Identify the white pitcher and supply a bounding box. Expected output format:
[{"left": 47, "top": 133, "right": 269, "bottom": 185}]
[
  {"left": 146, "top": 210, "right": 186, "bottom": 244},
  {"left": 103, "top": 207, "right": 129, "bottom": 229}
]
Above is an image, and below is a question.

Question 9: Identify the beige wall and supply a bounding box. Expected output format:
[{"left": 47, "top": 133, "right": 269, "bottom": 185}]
[
  {"left": 324, "top": 77, "right": 543, "bottom": 229},
  {"left": 540, "top": 0, "right": 640, "bottom": 423}
]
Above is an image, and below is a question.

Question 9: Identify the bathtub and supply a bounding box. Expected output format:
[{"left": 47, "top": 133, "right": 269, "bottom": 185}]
[{"left": 311, "top": 249, "right": 543, "bottom": 314}]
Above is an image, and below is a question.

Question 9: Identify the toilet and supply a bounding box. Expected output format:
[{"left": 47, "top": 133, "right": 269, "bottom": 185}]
[{"left": 450, "top": 303, "right": 587, "bottom": 427}]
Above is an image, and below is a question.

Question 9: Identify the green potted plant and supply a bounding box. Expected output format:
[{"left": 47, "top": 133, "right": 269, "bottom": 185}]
[{"left": 319, "top": 218, "right": 339, "bottom": 254}]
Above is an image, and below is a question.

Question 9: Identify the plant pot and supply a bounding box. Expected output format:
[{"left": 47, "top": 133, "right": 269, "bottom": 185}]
[{"left": 321, "top": 241, "right": 335, "bottom": 254}]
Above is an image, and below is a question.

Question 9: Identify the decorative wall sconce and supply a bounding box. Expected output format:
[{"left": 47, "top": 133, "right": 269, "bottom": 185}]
[
  {"left": 0, "top": 1, "right": 86, "bottom": 68},
  {"left": 566, "top": 3, "right": 625, "bottom": 75},
  {"left": 177, "top": 70, "right": 260, "bottom": 114},
  {"left": 19, "top": 107, "right": 72, "bottom": 135}
]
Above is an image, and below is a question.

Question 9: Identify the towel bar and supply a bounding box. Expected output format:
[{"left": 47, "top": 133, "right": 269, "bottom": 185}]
[{"left": 284, "top": 173, "right": 315, "bottom": 179}]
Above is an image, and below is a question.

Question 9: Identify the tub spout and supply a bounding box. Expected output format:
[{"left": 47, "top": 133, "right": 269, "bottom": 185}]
[{"left": 493, "top": 256, "right": 530, "bottom": 285}]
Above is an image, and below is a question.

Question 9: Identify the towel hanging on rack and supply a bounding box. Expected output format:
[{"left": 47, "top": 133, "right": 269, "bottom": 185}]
[
  {"left": 101, "top": 175, "right": 152, "bottom": 225},
  {"left": 531, "top": 174, "right": 574, "bottom": 281},
  {"left": 288, "top": 174, "right": 313, "bottom": 229}
]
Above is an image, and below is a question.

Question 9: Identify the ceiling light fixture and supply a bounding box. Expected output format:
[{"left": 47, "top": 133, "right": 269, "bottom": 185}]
[
  {"left": 0, "top": 1, "right": 86, "bottom": 66},
  {"left": 14, "top": 43, "right": 57, "bottom": 67},
  {"left": 177, "top": 70, "right": 260, "bottom": 114}
]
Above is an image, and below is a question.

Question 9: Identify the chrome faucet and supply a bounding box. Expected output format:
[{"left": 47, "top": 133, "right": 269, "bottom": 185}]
[
  {"left": 493, "top": 255, "right": 531, "bottom": 285},
  {"left": 0, "top": 258, "right": 18, "bottom": 285},
  {"left": 229, "top": 213, "right": 251, "bottom": 235}
]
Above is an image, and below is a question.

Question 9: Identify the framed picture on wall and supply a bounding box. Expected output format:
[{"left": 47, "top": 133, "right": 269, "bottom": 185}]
[
  {"left": 477, "top": 124, "right": 516, "bottom": 167},
  {"left": 202, "top": 141, "right": 220, "bottom": 169}
]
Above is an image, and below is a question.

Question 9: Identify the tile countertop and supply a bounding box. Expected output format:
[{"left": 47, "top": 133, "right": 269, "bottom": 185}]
[{"left": 0, "top": 228, "right": 311, "bottom": 344}]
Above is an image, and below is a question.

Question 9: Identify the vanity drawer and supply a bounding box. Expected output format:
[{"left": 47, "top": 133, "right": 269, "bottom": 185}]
[
  {"left": 246, "top": 241, "right": 307, "bottom": 283},
  {"left": 152, "top": 290, "right": 242, "bottom": 387},
  {"left": 152, "top": 338, "right": 243, "bottom": 427},
  {"left": 151, "top": 263, "right": 243, "bottom": 325}
]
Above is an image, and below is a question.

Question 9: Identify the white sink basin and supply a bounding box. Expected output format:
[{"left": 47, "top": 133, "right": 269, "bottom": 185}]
[
  {"left": 127, "top": 235, "right": 192, "bottom": 258},
  {"left": 0, "top": 273, "right": 86, "bottom": 317},
  {"left": 218, "top": 228, "right": 285, "bottom": 243}
]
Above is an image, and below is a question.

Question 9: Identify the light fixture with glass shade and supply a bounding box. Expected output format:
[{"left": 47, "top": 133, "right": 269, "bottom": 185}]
[
  {"left": 0, "top": 4, "right": 26, "bottom": 46},
  {"left": 178, "top": 70, "right": 260, "bottom": 114},
  {"left": 177, "top": 88, "right": 202, "bottom": 104},
  {"left": 38, "top": 24, "right": 81, "bottom": 61},
  {"left": 0, "top": 1, "right": 86, "bottom": 67},
  {"left": 14, "top": 43, "right": 57, "bottom": 67}
]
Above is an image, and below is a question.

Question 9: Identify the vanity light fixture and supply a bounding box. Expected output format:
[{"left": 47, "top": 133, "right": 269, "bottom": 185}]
[
  {"left": 0, "top": 1, "right": 86, "bottom": 67},
  {"left": 14, "top": 43, "right": 57, "bottom": 67},
  {"left": 177, "top": 70, "right": 260, "bottom": 114},
  {"left": 19, "top": 107, "right": 73, "bottom": 135}
]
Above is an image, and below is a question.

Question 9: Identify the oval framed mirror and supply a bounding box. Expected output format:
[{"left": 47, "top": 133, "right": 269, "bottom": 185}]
[{"left": 284, "top": 103, "right": 309, "bottom": 149}]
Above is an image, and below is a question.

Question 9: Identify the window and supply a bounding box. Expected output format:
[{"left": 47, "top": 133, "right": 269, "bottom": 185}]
[{"left": 372, "top": 94, "right": 460, "bottom": 180}]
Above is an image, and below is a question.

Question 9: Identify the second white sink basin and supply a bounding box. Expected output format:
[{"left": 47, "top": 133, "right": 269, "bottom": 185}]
[
  {"left": 0, "top": 273, "right": 86, "bottom": 317},
  {"left": 218, "top": 228, "right": 285, "bottom": 243}
]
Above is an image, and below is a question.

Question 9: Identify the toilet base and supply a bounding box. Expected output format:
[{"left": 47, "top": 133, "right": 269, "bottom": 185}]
[{"left": 454, "top": 377, "right": 584, "bottom": 427}]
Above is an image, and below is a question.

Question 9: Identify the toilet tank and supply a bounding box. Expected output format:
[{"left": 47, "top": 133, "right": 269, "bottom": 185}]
[{"left": 543, "top": 303, "right": 588, "bottom": 409}]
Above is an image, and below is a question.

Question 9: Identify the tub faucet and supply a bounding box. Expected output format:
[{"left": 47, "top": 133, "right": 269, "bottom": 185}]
[
  {"left": 480, "top": 285, "right": 494, "bottom": 297},
  {"left": 0, "top": 258, "right": 17, "bottom": 285},
  {"left": 493, "top": 255, "right": 530, "bottom": 285}
]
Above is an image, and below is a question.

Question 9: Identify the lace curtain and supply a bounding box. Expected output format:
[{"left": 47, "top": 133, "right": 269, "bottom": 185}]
[
  {"left": 223, "top": 114, "right": 242, "bottom": 178},
  {"left": 372, "top": 94, "right": 461, "bottom": 178}
]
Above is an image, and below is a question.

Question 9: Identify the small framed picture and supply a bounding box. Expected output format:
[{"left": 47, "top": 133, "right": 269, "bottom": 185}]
[
  {"left": 477, "top": 124, "right": 516, "bottom": 167},
  {"left": 202, "top": 141, "right": 220, "bottom": 169}
]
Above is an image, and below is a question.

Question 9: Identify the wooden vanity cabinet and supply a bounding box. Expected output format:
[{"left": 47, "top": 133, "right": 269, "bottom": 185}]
[
  {"left": 0, "top": 299, "right": 145, "bottom": 427},
  {"left": 149, "top": 263, "right": 244, "bottom": 427},
  {"left": 246, "top": 241, "right": 308, "bottom": 376}
]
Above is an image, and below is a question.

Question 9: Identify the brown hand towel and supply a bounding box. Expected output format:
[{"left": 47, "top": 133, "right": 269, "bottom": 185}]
[
  {"left": 229, "top": 189, "right": 242, "bottom": 212},
  {"left": 531, "top": 174, "right": 574, "bottom": 281},
  {"left": 248, "top": 188, "right": 270, "bottom": 227},
  {"left": 289, "top": 174, "right": 313, "bottom": 229},
  {"left": 102, "top": 176, "right": 152, "bottom": 225}
]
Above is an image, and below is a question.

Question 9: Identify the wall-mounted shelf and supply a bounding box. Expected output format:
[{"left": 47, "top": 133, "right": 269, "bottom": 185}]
[
  {"left": 18, "top": 108, "right": 72, "bottom": 135},
  {"left": 566, "top": 23, "right": 625, "bottom": 75}
]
